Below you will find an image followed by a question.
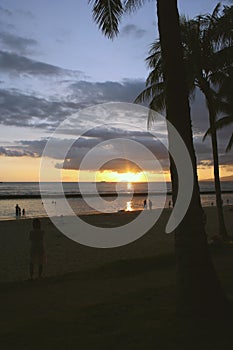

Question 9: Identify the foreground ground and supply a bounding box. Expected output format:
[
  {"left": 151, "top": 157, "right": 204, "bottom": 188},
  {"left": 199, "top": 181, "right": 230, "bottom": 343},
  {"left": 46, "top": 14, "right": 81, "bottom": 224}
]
[
  {"left": 0, "top": 246, "right": 232, "bottom": 350},
  {"left": 0, "top": 207, "right": 232, "bottom": 349}
]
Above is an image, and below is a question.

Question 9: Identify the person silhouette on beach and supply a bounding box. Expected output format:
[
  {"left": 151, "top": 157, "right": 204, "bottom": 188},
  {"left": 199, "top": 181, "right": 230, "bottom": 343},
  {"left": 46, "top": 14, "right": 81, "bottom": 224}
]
[
  {"left": 29, "top": 218, "right": 46, "bottom": 280},
  {"left": 143, "top": 199, "right": 147, "bottom": 209},
  {"left": 149, "top": 199, "right": 152, "bottom": 210},
  {"left": 15, "top": 204, "right": 21, "bottom": 218}
]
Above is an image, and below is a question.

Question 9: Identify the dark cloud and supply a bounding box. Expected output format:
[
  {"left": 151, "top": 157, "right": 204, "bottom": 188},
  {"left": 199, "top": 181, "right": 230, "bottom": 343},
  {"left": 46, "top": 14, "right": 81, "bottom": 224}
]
[
  {"left": 0, "top": 79, "right": 145, "bottom": 129},
  {"left": 53, "top": 127, "right": 169, "bottom": 172},
  {"left": 0, "top": 145, "right": 39, "bottom": 157},
  {"left": 58, "top": 158, "right": 147, "bottom": 173},
  {"left": 1, "top": 120, "right": 232, "bottom": 173},
  {"left": 69, "top": 79, "right": 145, "bottom": 104},
  {"left": 0, "top": 50, "right": 84, "bottom": 77},
  {"left": 0, "top": 32, "right": 37, "bottom": 55},
  {"left": 121, "top": 24, "right": 146, "bottom": 38},
  {"left": 0, "top": 89, "right": 86, "bottom": 128},
  {"left": 0, "top": 79, "right": 232, "bottom": 171},
  {"left": 0, "top": 6, "right": 12, "bottom": 16},
  {"left": 100, "top": 159, "right": 144, "bottom": 173},
  {"left": 1, "top": 127, "right": 169, "bottom": 173}
]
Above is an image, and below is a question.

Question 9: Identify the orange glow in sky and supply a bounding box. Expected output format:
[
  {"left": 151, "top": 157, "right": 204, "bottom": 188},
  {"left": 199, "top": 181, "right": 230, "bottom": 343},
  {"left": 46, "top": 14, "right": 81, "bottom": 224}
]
[{"left": 0, "top": 156, "right": 232, "bottom": 182}]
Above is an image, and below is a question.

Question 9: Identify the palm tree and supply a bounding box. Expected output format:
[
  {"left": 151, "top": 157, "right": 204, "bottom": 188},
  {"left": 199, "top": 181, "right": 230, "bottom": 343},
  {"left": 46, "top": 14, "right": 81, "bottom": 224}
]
[
  {"left": 210, "top": 4, "right": 233, "bottom": 152},
  {"left": 215, "top": 96, "right": 233, "bottom": 153},
  {"left": 89, "top": 0, "right": 231, "bottom": 316},
  {"left": 205, "top": 67, "right": 233, "bottom": 152},
  {"left": 206, "top": 67, "right": 233, "bottom": 152},
  {"left": 136, "top": 3, "right": 232, "bottom": 237}
]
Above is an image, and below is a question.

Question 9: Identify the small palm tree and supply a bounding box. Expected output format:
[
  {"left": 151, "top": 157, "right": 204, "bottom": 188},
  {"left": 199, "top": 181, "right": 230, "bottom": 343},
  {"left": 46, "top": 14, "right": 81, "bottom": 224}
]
[{"left": 136, "top": 3, "right": 232, "bottom": 237}]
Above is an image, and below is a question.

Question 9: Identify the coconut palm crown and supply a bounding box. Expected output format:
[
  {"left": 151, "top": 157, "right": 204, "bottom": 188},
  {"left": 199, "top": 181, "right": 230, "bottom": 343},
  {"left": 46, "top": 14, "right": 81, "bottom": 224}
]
[{"left": 136, "top": 3, "right": 233, "bottom": 236}]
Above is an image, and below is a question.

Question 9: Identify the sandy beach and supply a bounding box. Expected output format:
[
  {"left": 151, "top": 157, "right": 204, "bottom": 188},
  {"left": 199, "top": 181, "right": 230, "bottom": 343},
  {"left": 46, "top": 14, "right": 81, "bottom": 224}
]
[
  {"left": 0, "top": 206, "right": 232, "bottom": 283},
  {"left": 0, "top": 207, "right": 233, "bottom": 350}
]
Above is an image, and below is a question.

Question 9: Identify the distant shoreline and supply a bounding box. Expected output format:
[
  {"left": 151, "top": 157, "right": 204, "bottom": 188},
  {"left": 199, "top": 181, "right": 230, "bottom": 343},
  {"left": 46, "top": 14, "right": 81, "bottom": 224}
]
[{"left": 0, "top": 190, "right": 233, "bottom": 200}]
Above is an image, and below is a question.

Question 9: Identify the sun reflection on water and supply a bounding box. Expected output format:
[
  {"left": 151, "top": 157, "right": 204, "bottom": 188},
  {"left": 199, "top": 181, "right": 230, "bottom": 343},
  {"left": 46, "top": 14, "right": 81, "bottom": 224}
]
[
  {"left": 127, "top": 182, "right": 133, "bottom": 191},
  {"left": 126, "top": 201, "right": 133, "bottom": 211}
]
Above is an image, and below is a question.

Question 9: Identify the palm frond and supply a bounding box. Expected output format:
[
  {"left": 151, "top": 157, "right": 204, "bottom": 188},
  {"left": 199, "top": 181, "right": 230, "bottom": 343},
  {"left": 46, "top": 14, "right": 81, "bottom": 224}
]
[
  {"left": 149, "top": 91, "right": 166, "bottom": 112},
  {"left": 215, "top": 115, "right": 233, "bottom": 130},
  {"left": 147, "top": 108, "right": 162, "bottom": 130},
  {"left": 211, "top": 2, "right": 222, "bottom": 20},
  {"left": 203, "top": 127, "right": 211, "bottom": 141},
  {"left": 89, "top": 0, "right": 124, "bottom": 39},
  {"left": 134, "top": 85, "right": 154, "bottom": 104},
  {"left": 135, "top": 82, "right": 165, "bottom": 108},
  {"left": 226, "top": 133, "right": 233, "bottom": 152}
]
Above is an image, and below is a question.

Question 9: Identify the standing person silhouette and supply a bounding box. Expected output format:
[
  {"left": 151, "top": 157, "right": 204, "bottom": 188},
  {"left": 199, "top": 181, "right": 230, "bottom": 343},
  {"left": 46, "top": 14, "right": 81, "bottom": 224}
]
[
  {"left": 143, "top": 199, "right": 147, "bottom": 209},
  {"left": 15, "top": 204, "right": 20, "bottom": 217},
  {"left": 29, "top": 218, "right": 46, "bottom": 280},
  {"left": 149, "top": 199, "right": 152, "bottom": 210}
]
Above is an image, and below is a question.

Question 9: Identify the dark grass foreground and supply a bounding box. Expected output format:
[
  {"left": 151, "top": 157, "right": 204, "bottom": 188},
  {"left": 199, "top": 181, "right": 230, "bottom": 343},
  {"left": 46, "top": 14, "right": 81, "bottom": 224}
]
[{"left": 0, "top": 247, "right": 232, "bottom": 350}]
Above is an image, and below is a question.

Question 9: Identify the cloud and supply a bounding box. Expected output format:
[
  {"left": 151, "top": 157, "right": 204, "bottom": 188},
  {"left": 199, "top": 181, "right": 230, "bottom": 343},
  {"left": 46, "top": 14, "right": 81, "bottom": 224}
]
[
  {"left": 69, "top": 79, "right": 145, "bottom": 104},
  {"left": 121, "top": 24, "right": 146, "bottom": 38},
  {"left": 0, "top": 32, "right": 38, "bottom": 55},
  {"left": 0, "top": 126, "right": 169, "bottom": 174},
  {"left": 0, "top": 50, "right": 84, "bottom": 77},
  {"left": 1, "top": 119, "right": 232, "bottom": 174},
  {"left": 0, "top": 79, "right": 232, "bottom": 172},
  {"left": 0, "top": 79, "right": 145, "bottom": 129},
  {"left": 0, "top": 145, "right": 39, "bottom": 157},
  {"left": 52, "top": 127, "right": 170, "bottom": 173},
  {"left": 0, "top": 6, "right": 12, "bottom": 17},
  {"left": 0, "top": 89, "right": 87, "bottom": 128}
]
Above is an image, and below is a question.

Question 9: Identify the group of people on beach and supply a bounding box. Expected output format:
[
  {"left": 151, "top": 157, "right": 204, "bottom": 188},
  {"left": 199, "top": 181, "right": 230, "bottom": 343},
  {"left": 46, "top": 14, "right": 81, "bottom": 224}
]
[
  {"left": 143, "top": 199, "right": 153, "bottom": 210},
  {"left": 143, "top": 199, "right": 173, "bottom": 210},
  {"left": 15, "top": 204, "right": 25, "bottom": 218}
]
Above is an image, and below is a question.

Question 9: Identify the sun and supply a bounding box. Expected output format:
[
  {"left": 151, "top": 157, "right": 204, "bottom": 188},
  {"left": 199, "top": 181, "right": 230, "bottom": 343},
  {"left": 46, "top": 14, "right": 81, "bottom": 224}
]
[
  {"left": 95, "top": 170, "right": 148, "bottom": 183},
  {"left": 116, "top": 171, "right": 147, "bottom": 183}
]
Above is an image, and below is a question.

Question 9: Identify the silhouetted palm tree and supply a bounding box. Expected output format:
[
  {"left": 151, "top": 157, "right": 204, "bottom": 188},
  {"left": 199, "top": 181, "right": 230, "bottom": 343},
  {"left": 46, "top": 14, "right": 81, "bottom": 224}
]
[
  {"left": 215, "top": 106, "right": 233, "bottom": 153},
  {"left": 89, "top": 0, "right": 231, "bottom": 317},
  {"left": 136, "top": 3, "right": 232, "bottom": 237},
  {"left": 210, "top": 5, "right": 233, "bottom": 152},
  {"left": 206, "top": 67, "right": 233, "bottom": 152}
]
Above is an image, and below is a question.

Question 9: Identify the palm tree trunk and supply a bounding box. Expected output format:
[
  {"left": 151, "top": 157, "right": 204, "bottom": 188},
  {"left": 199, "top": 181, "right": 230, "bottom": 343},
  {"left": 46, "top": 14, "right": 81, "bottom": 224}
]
[
  {"left": 199, "top": 78, "right": 228, "bottom": 237},
  {"left": 157, "top": 0, "right": 230, "bottom": 317},
  {"left": 209, "top": 108, "right": 228, "bottom": 237}
]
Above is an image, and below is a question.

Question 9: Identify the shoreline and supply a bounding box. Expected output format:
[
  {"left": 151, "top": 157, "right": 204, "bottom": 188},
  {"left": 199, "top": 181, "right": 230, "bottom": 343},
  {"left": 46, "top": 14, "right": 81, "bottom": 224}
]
[
  {"left": 0, "top": 190, "right": 233, "bottom": 200},
  {"left": 1, "top": 204, "right": 233, "bottom": 223}
]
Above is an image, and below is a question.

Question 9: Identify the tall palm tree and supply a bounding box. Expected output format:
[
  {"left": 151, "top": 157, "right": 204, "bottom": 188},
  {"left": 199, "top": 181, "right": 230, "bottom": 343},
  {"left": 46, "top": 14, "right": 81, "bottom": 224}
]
[
  {"left": 206, "top": 67, "right": 233, "bottom": 152},
  {"left": 136, "top": 4, "right": 232, "bottom": 237},
  {"left": 88, "top": 0, "right": 231, "bottom": 316},
  {"left": 205, "top": 68, "right": 233, "bottom": 152},
  {"left": 210, "top": 4, "right": 233, "bottom": 152},
  {"left": 215, "top": 87, "right": 233, "bottom": 152}
]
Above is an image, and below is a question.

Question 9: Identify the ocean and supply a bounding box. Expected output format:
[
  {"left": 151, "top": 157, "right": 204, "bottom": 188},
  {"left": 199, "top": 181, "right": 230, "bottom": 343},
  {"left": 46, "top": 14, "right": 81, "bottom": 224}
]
[{"left": 0, "top": 181, "right": 232, "bottom": 220}]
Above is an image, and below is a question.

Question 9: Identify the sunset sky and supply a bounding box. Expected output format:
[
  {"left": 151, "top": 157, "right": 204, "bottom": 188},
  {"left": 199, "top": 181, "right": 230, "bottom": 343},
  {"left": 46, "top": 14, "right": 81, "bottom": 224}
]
[{"left": 0, "top": 0, "right": 232, "bottom": 182}]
